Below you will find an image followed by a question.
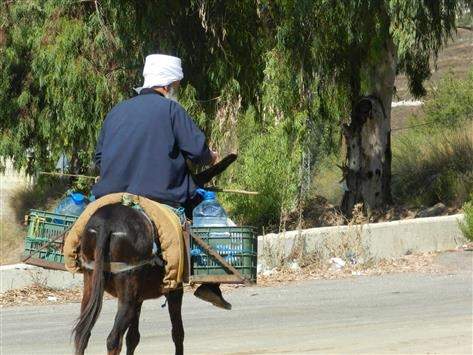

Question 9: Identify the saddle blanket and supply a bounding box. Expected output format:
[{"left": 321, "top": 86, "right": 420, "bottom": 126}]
[{"left": 63, "top": 193, "right": 187, "bottom": 291}]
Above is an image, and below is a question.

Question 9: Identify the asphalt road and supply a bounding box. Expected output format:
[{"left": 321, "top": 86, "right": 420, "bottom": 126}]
[{"left": 1, "top": 251, "right": 472, "bottom": 354}]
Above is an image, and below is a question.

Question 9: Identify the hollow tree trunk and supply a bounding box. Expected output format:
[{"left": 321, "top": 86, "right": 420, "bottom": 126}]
[{"left": 341, "top": 38, "right": 397, "bottom": 216}]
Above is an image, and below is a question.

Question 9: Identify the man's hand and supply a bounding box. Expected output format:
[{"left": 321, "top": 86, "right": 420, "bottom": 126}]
[{"left": 210, "top": 150, "right": 220, "bottom": 165}]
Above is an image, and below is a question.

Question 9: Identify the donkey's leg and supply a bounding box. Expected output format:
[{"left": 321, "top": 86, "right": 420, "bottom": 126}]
[
  {"left": 166, "top": 289, "right": 184, "bottom": 355},
  {"left": 125, "top": 301, "right": 143, "bottom": 355},
  {"left": 106, "top": 300, "right": 137, "bottom": 355}
]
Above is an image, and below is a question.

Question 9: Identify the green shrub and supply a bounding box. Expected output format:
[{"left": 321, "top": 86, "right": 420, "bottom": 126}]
[
  {"left": 311, "top": 154, "right": 344, "bottom": 205},
  {"left": 393, "top": 69, "right": 473, "bottom": 208},
  {"left": 392, "top": 123, "right": 473, "bottom": 207},
  {"left": 460, "top": 195, "right": 473, "bottom": 242},
  {"left": 422, "top": 69, "right": 473, "bottom": 128},
  {"left": 221, "top": 124, "right": 301, "bottom": 230}
]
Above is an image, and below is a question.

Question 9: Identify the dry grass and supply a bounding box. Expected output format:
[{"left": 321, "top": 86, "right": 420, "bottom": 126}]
[
  {"left": 257, "top": 251, "right": 443, "bottom": 286},
  {"left": 0, "top": 284, "right": 83, "bottom": 308},
  {"left": 260, "top": 204, "right": 370, "bottom": 271},
  {"left": 0, "top": 178, "right": 67, "bottom": 264},
  {"left": 392, "top": 122, "right": 473, "bottom": 207},
  {"left": 0, "top": 217, "right": 25, "bottom": 264},
  {"left": 297, "top": 204, "right": 370, "bottom": 264},
  {"left": 9, "top": 178, "right": 67, "bottom": 223}
]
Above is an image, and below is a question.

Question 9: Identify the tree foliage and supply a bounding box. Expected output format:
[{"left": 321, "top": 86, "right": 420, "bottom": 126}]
[
  {"left": 263, "top": 0, "right": 470, "bottom": 100},
  {"left": 259, "top": 0, "right": 471, "bottom": 215},
  {"left": 1, "top": 0, "right": 471, "bottom": 227},
  {"left": 0, "top": 0, "right": 265, "bottom": 173}
]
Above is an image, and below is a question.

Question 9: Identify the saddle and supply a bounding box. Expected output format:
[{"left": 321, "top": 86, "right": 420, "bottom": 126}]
[{"left": 63, "top": 193, "right": 188, "bottom": 292}]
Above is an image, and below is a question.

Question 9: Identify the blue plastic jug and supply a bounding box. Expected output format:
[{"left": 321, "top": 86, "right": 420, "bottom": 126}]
[{"left": 54, "top": 191, "right": 88, "bottom": 217}]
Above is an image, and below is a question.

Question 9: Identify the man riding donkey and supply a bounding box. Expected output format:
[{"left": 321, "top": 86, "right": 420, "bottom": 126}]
[{"left": 64, "top": 53, "right": 232, "bottom": 310}]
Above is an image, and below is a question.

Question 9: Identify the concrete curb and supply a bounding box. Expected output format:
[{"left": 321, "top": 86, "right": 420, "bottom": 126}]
[
  {"left": 0, "top": 263, "right": 82, "bottom": 293},
  {"left": 258, "top": 214, "right": 466, "bottom": 267}
]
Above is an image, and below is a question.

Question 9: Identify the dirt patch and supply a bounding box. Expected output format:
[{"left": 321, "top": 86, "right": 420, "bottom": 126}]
[
  {"left": 0, "top": 283, "right": 120, "bottom": 308},
  {"left": 391, "top": 105, "right": 424, "bottom": 133},
  {"left": 368, "top": 204, "right": 461, "bottom": 223},
  {"left": 0, "top": 281, "right": 231, "bottom": 308},
  {"left": 0, "top": 284, "right": 84, "bottom": 308},
  {"left": 283, "top": 196, "right": 346, "bottom": 231},
  {"left": 257, "top": 251, "right": 452, "bottom": 287}
]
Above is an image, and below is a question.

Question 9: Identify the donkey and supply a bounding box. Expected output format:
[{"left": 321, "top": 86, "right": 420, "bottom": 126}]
[
  {"left": 72, "top": 154, "right": 237, "bottom": 355},
  {"left": 73, "top": 203, "right": 183, "bottom": 355}
]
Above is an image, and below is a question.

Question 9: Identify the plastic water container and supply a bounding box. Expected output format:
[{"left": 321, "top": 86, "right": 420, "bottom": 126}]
[
  {"left": 190, "top": 247, "right": 207, "bottom": 266},
  {"left": 215, "top": 244, "right": 241, "bottom": 264},
  {"left": 192, "top": 189, "right": 232, "bottom": 264},
  {"left": 54, "top": 192, "right": 88, "bottom": 217},
  {"left": 192, "top": 189, "right": 228, "bottom": 227}
]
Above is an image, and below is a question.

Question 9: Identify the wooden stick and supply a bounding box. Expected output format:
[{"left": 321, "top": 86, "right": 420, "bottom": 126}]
[
  {"left": 22, "top": 257, "right": 67, "bottom": 271},
  {"left": 206, "top": 187, "right": 259, "bottom": 195},
  {"left": 39, "top": 171, "right": 97, "bottom": 179},
  {"left": 39, "top": 172, "right": 259, "bottom": 195},
  {"left": 193, "top": 153, "right": 237, "bottom": 186}
]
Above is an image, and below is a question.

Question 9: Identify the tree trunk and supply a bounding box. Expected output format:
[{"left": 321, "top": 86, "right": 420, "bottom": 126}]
[{"left": 341, "top": 38, "right": 397, "bottom": 216}]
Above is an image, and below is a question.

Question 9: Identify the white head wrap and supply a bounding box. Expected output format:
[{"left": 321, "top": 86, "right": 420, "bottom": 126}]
[{"left": 135, "top": 54, "right": 183, "bottom": 93}]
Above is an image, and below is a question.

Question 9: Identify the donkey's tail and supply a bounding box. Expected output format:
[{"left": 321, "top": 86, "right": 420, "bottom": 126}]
[{"left": 73, "top": 223, "right": 110, "bottom": 354}]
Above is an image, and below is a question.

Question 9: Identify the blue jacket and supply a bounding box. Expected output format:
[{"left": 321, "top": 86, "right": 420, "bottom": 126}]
[{"left": 91, "top": 89, "right": 212, "bottom": 205}]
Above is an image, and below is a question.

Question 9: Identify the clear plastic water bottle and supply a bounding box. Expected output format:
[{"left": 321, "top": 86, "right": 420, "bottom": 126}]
[
  {"left": 54, "top": 191, "right": 87, "bottom": 217},
  {"left": 224, "top": 244, "right": 234, "bottom": 264},
  {"left": 226, "top": 244, "right": 241, "bottom": 265},
  {"left": 191, "top": 247, "right": 207, "bottom": 266},
  {"left": 192, "top": 189, "right": 228, "bottom": 227},
  {"left": 216, "top": 244, "right": 234, "bottom": 264},
  {"left": 192, "top": 189, "right": 234, "bottom": 263}
]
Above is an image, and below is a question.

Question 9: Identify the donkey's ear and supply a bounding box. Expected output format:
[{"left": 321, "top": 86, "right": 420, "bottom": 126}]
[{"left": 193, "top": 153, "right": 237, "bottom": 186}]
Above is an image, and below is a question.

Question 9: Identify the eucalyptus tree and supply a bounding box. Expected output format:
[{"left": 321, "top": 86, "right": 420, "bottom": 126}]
[{"left": 261, "top": 0, "right": 473, "bottom": 215}]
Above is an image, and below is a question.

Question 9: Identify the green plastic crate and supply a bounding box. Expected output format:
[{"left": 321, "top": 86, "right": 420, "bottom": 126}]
[
  {"left": 23, "top": 210, "right": 259, "bottom": 282},
  {"left": 190, "top": 226, "right": 257, "bottom": 282},
  {"left": 23, "top": 209, "right": 78, "bottom": 263}
]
